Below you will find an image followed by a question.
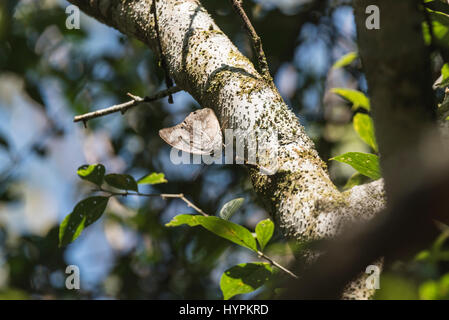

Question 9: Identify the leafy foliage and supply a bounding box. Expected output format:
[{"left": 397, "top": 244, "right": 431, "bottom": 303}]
[
  {"left": 104, "top": 174, "right": 139, "bottom": 192},
  {"left": 137, "top": 172, "right": 167, "bottom": 185},
  {"left": 331, "top": 152, "right": 381, "bottom": 180},
  {"left": 59, "top": 196, "right": 109, "bottom": 247},
  {"left": 332, "top": 51, "right": 358, "bottom": 69},
  {"left": 166, "top": 215, "right": 257, "bottom": 252},
  {"left": 331, "top": 88, "right": 370, "bottom": 111},
  {"left": 419, "top": 274, "right": 449, "bottom": 300},
  {"left": 423, "top": 8, "right": 449, "bottom": 50},
  {"left": 77, "top": 164, "right": 106, "bottom": 186},
  {"left": 353, "top": 113, "right": 378, "bottom": 152},
  {"left": 343, "top": 172, "right": 371, "bottom": 190},
  {"left": 255, "top": 219, "right": 274, "bottom": 251},
  {"left": 60, "top": 165, "right": 166, "bottom": 246},
  {"left": 220, "top": 263, "right": 273, "bottom": 300},
  {"left": 4, "top": 0, "right": 449, "bottom": 300}
]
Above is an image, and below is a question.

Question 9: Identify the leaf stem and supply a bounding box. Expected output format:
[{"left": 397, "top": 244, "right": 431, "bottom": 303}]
[
  {"left": 94, "top": 187, "right": 209, "bottom": 217},
  {"left": 257, "top": 250, "right": 298, "bottom": 279}
]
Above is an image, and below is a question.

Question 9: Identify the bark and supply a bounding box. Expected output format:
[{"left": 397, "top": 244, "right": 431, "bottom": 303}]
[{"left": 68, "top": 0, "right": 386, "bottom": 298}]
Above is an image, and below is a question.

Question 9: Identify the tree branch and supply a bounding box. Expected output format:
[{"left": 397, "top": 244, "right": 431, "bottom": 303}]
[
  {"left": 229, "top": 0, "right": 272, "bottom": 82},
  {"left": 151, "top": 0, "right": 174, "bottom": 103},
  {"left": 68, "top": 0, "right": 387, "bottom": 298},
  {"left": 73, "top": 86, "right": 182, "bottom": 123},
  {"left": 97, "top": 186, "right": 299, "bottom": 278}
]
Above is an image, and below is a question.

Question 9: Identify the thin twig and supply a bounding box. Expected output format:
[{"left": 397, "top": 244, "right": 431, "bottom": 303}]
[
  {"left": 95, "top": 187, "right": 209, "bottom": 217},
  {"left": 151, "top": 0, "right": 174, "bottom": 103},
  {"left": 94, "top": 187, "right": 299, "bottom": 278},
  {"left": 257, "top": 250, "right": 299, "bottom": 280},
  {"left": 73, "top": 86, "right": 182, "bottom": 123},
  {"left": 160, "top": 193, "right": 209, "bottom": 217},
  {"left": 229, "top": 0, "right": 272, "bottom": 82}
]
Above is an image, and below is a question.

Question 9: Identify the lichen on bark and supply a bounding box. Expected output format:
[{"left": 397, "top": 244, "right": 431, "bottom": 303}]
[{"left": 68, "top": 0, "right": 387, "bottom": 298}]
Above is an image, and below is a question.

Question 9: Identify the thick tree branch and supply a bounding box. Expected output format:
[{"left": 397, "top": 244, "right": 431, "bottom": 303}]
[{"left": 68, "top": 0, "right": 387, "bottom": 298}]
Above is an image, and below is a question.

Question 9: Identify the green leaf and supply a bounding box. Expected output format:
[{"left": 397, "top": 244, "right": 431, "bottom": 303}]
[
  {"left": 419, "top": 274, "right": 449, "bottom": 300},
  {"left": 59, "top": 212, "right": 85, "bottom": 248},
  {"left": 343, "top": 172, "right": 371, "bottom": 190},
  {"left": 166, "top": 215, "right": 257, "bottom": 251},
  {"left": 415, "top": 250, "right": 431, "bottom": 262},
  {"left": 332, "top": 52, "right": 358, "bottom": 69},
  {"left": 255, "top": 219, "right": 274, "bottom": 251},
  {"left": 220, "top": 263, "right": 272, "bottom": 300},
  {"left": 77, "top": 164, "right": 105, "bottom": 186},
  {"left": 353, "top": 113, "right": 378, "bottom": 152},
  {"left": 424, "top": 1, "right": 449, "bottom": 16},
  {"left": 331, "top": 88, "right": 370, "bottom": 111},
  {"left": 59, "top": 196, "right": 109, "bottom": 247},
  {"left": 105, "top": 174, "right": 138, "bottom": 192},
  {"left": 435, "top": 63, "right": 449, "bottom": 88},
  {"left": 218, "top": 198, "right": 244, "bottom": 220},
  {"left": 441, "top": 64, "right": 449, "bottom": 86},
  {"left": 422, "top": 10, "right": 449, "bottom": 49},
  {"left": 331, "top": 152, "right": 381, "bottom": 180},
  {"left": 137, "top": 172, "right": 168, "bottom": 185}
]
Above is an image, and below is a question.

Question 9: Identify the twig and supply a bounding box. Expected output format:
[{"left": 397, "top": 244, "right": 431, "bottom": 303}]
[
  {"left": 151, "top": 0, "right": 174, "bottom": 103},
  {"left": 160, "top": 193, "right": 209, "bottom": 217},
  {"left": 95, "top": 187, "right": 209, "bottom": 217},
  {"left": 94, "top": 187, "right": 299, "bottom": 278},
  {"left": 229, "top": 0, "right": 272, "bottom": 82},
  {"left": 257, "top": 250, "right": 299, "bottom": 280},
  {"left": 73, "top": 86, "right": 182, "bottom": 123}
]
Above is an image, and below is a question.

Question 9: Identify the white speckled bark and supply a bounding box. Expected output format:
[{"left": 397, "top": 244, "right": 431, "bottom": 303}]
[{"left": 68, "top": 0, "right": 387, "bottom": 298}]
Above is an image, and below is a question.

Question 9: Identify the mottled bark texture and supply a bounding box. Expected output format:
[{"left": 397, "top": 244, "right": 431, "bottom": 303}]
[{"left": 68, "top": 0, "right": 386, "bottom": 298}]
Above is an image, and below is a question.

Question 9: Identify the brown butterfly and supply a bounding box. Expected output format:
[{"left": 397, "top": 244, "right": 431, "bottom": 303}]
[{"left": 159, "top": 108, "right": 223, "bottom": 155}]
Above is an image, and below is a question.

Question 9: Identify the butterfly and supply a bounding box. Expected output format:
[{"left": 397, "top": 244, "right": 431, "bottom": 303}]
[{"left": 159, "top": 108, "right": 223, "bottom": 155}]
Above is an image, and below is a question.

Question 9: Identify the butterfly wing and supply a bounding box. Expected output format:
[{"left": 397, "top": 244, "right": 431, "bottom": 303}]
[{"left": 159, "top": 108, "right": 223, "bottom": 155}]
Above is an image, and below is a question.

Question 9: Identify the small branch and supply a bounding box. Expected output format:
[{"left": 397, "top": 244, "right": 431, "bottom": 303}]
[
  {"left": 160, "top": 193, "right": 209, "bottom": 217},
  {"left": 229, "top": 0, "right": 272, "bottom": 82},
  {"left": 95, "top": 187, "right": 209, "bottom": 217},
  {"left": 97, "top": 187, "right": 297, "bottom": 279},
  {"left": 151, "top": 0, "right": 174, "bottom": 103},
  {"left": 73, "top": 86, "right": 182, "bottom": 123},
  {"left": 257, "top": 250, "right": 298, "bottom": 279},
  {"left": 94, "top": 186, "right": 299, "bottom": 279}
]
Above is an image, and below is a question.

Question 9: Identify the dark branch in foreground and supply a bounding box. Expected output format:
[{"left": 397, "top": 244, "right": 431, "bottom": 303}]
[
  {"left": 73, "top": 86, "right": 182, "bottom": 123},
  {"left": 281, "top": 170, "right": 448, "bottom": 299}
]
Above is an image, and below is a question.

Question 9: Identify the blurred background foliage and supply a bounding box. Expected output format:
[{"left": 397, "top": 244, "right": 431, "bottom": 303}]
[{"left": 0, "top": 0, "right": 448, "bottom": 299}]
